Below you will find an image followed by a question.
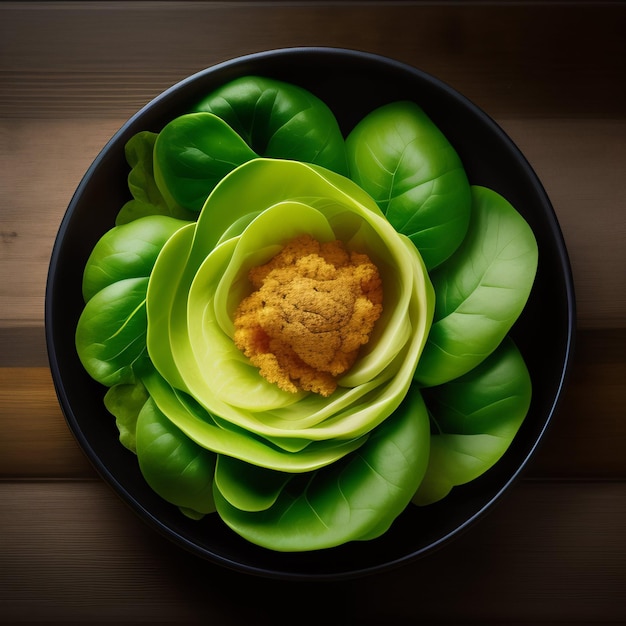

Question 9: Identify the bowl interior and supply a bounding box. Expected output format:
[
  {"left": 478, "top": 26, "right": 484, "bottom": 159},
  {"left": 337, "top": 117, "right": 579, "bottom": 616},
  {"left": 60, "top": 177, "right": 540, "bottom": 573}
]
[{"left": 45, "top": 47, "right": 575, "bottom": 580}]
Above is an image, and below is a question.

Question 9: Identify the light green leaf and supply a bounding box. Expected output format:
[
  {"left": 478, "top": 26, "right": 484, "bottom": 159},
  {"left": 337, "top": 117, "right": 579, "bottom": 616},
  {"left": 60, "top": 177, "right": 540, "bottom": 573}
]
[
  {"left": 141, "top": 366, "right": 369, "bottom": 473},
  {"left": 145, "top": 223, "right": 197, "bottom": 392},
  {"left": 147, "top": 159, "right": 434, "bottom": 448}
]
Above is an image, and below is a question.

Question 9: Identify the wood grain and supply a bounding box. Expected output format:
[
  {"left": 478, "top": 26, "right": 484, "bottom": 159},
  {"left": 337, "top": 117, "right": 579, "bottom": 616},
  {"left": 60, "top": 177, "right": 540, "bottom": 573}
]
[
  {"left": 1, "top": 2, "right": 624, "bottom": 119},
  {"left": 0, "top": 367, "right": 96, "bottom": 478},
  {"left": 0, "top": 480, "right": 624, "bottom": 623}
]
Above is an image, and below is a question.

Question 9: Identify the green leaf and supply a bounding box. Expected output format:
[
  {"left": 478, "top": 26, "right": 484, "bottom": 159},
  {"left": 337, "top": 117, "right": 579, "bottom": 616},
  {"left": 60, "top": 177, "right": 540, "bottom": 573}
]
[
  {"left": 214, "top": 455, "right": 291, "bottom": 513},
  {"left": 145, "top": 223, "right": 196, "bottom": 392},
  {"left": 147, "top": 159, "right": 434, "bottom": 449},
  {"left": 136, "top": 397, "right": 217, "bottom": 518},
  {"left": 414, "top": 185, "right": 538, "bottom": 387},
  {"left": 193, "top": 75, "right": 348, "bottom": 177},
  {"left": 213, "top": 388, "right": 431, "bottom": 552},
  {"left": 103, "top": 381, "right": 149, "bottom": 453},
  {"left": 346, "top": 101, "right": 471, "bottom": 270},
  {"left": 141, "top": 366, "right": 369, "bottom": 473},
  {"left": 153, "top": 112, "right": 258, "bottom": 213},
  {"left": 413, "top": 337, "right": 532, "bottom": 505},
  {"left": 82, "top": 215, "right": 190, "bottom": 302},
  {"left": 75, "top": 276, "right": 150, "bottom": 386},
  {"left": 116, "top": 131, "right": 196, "bottom": 225}
]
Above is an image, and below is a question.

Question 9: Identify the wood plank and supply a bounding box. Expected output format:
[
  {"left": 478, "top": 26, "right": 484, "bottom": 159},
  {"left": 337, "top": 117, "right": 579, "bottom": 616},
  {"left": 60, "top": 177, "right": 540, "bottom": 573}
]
[
  {"left": 0, "top": 367, "right": 96, "bottom": 478},
  {"left": 2, "top": 119, "right": 624, "bottom": 328},
  {"left": 527, "top": 328, "right": 626, "bottom": 479},
  {"left": 0, "top": 118, "right": 123, "bottom": 326},
  {"left": 0, "top": 2, "right": 624, "bottom": 119},
  {"left": 0, "top": 480, "right": 624, "bottom": 623},
  {"left": 0, "top": 326, "right": 47, "bottom": 367},
  {"left": 0, "top": 329, "right": 624, "bottom": 479},
  {"left": 502, "top": 119, "right": 626, "bottom": 330}
]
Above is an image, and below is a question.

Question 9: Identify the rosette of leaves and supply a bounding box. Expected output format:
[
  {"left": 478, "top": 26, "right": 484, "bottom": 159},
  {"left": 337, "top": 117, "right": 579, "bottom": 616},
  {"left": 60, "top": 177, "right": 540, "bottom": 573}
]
[{"left": 75, "top": 76, "right": 538, "bottom": 551}]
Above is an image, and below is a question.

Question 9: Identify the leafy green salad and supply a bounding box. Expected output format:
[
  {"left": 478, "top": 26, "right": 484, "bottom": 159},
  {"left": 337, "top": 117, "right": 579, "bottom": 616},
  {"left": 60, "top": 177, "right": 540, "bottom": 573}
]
[{"left": 75, "top": 76, "right": 538, "bottom": 551}]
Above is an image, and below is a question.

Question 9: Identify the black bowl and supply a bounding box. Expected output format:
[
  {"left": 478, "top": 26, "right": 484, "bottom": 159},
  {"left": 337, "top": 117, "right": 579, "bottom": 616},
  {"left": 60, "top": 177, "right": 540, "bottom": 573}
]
[{"left": 45, "top": 47, "right": 575, "bottom": 580}]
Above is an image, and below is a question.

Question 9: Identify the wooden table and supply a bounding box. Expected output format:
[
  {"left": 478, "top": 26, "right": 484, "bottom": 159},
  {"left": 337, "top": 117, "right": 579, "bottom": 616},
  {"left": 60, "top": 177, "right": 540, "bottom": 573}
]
[{"left": 1, "top": 2, "right": 624, "bottom": 623}]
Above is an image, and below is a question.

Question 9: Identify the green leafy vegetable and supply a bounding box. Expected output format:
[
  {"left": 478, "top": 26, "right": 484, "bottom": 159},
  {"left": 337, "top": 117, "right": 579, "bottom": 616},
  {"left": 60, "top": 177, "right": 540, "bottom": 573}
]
[
  {"left": 116, "top": 131, "right": 196, "bottom": 225},
  {"left": 414, "top": 337, "right": 532, "bottom": 505},
  {"left": 346, "top": 101, "right": 471, "bottom": 270},
  {"left": 193, "top": 75, "right": 348, "bottom": 176},
  {"left": 153, "top": 76, "right": 349, "bottom": 214},
  {"left": 75, "top": 277, "right": 150, "bottom": 386},
  {"left": 214, "top": 388, "right": 430, "bottom": 551},
  {"left": 74, "top": 75, "right": 539, "bottom": 552},
  {"left": 146, "top": 159, "right": 434, "bottom": 460},
  {"left": 136, "top": 397, "right": 217, "bottom": 519},
  {"left": 414, "top": 185, "right": 538, "bottom": 387},
  {"left": 103, "top": 380, "right": 149, "bottom": 453},
  {"left": 77, "top": 215, "right": 190, "bottom": 387},
  {"left": 82, "top": 215, "right": 190, "bottom": 302},
  {"left": 214, "top": 455, "right": 291, "bottom": 513},
  {"left": 153, "top": 113, "right": 258, "bottom": 213}
]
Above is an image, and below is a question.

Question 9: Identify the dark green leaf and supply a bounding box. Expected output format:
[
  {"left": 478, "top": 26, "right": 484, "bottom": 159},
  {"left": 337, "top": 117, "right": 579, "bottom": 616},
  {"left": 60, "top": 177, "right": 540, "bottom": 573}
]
[
  {"left": 213, "top": 389, "right": 431, "bottom": 551},
  {"left": 103, "top": 380, "right": 149, "bottom": 453},
  {"left": 193, "top": 75, "right": 348, "bottom": 176},
  {"left": 116, "top": 131, "right": 196, "bottom": 225},
  {"left": 136, "top": 397, "right": 217, "bottom": 518},
  {"left": 75, "top": 276, "right": 150, "bottom": 386},
  {"left": 413, "top": 337, "right": 532, "bottom": 505},
  {"left": 82, "top": 215, "right": 189, "bottom": 302},
  {"left": 414, "top": 185, "right": 538, "bottom": 387},
  {"left": 346, "top": 101, "right": 471, "bottom": 269},
  {"left": 153, "top": 112, "right": 258, "bottom": 212}
]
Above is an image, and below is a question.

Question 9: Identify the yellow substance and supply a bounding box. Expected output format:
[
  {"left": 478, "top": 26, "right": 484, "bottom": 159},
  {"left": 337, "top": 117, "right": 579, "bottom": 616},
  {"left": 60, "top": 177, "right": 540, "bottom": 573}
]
[{"left": 233, "top": 235, "right": 383, "bottom": 396}]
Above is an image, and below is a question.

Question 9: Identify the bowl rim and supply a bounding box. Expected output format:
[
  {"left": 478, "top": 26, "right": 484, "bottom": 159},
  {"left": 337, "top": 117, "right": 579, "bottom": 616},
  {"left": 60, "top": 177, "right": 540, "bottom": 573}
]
[{"left": 45, "top": 46, "right": 577, "bottom": 581}]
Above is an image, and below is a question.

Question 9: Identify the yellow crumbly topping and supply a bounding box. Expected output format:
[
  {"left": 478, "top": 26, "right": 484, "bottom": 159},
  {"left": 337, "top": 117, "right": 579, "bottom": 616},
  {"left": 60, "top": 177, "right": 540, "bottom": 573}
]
[{"left": 233, "top": 234, "right": 383, "bottom": 397}]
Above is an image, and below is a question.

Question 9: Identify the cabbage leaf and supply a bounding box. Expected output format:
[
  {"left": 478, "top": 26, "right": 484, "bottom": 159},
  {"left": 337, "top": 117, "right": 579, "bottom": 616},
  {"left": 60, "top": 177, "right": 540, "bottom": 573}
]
[
  {"left": 214, "top": 388, "right": 430, "bottom": 551},
  {"left": 414, "top": 337, "right": 532, "bottom": 505},
  {"left": 346, "top": 101, "right": 471, "bottom": 270},
  {"left": 414, "top": 186, "right": 538, "bottom": 387}
]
